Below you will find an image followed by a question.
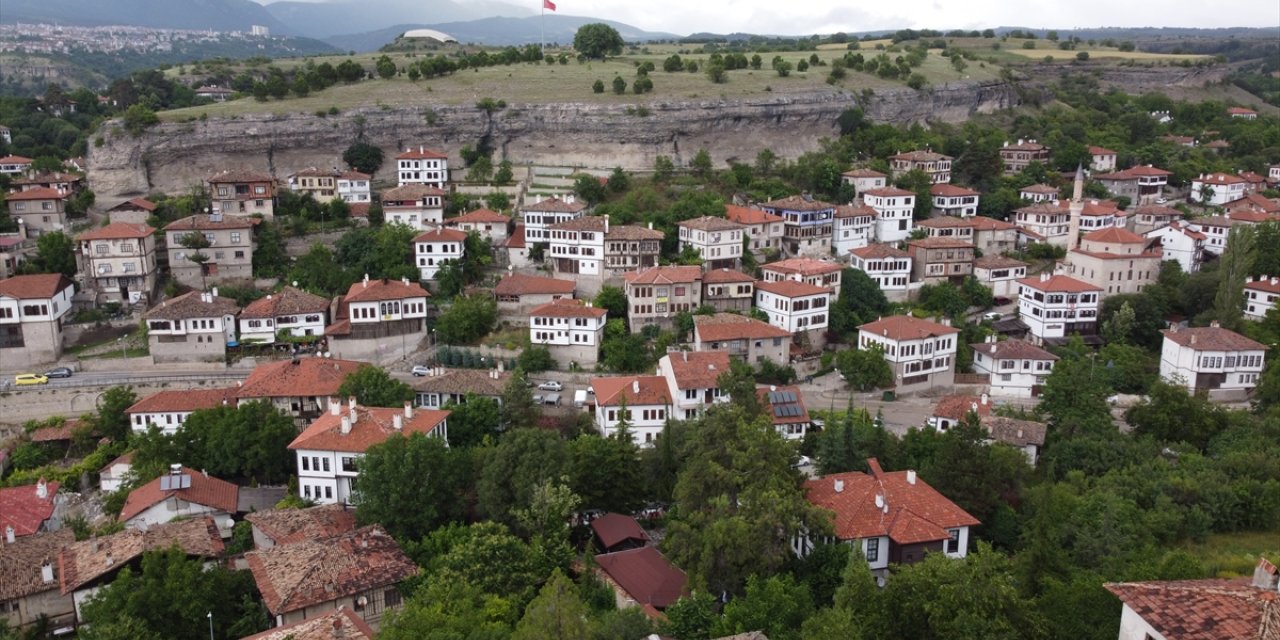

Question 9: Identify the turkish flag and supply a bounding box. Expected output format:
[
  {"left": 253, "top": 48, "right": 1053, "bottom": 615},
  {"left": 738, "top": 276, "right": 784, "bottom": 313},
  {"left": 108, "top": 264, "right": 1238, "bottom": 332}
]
[{"left": 544, "top": 0, "right": 556, "bottom": 10}]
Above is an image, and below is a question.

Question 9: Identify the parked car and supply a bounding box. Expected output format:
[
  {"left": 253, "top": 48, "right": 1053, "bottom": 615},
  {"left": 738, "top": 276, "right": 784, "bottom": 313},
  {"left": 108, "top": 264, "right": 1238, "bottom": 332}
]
[
  {"left": 538, "top": 380, "right": 564, "bottom": 392},
  {"left": 982, "top": 312, "right": 1002, "bottom": 321},
  {"left": 411, "top": 365, "right": 431, "bottom": 376},
  {"left": 793, "top": 455, "right": 813, "bottom": 468},
  {"left": 44, "top": 367, "right": 73, "bottom": 379},
  {"left": 14, "top": 373, "right": 49, "bottom": 386}
]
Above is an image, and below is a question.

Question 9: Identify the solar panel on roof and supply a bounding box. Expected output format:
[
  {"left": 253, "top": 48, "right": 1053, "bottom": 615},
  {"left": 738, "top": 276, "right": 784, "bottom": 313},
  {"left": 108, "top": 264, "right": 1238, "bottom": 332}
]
[
  {"left": 774, "top": 406, "right": 786, "bottom": 417},
  {"left": 781, "top": 391, "right": 797, "bottom": 403},
  {"left": 160, "top": 476, "right": 172, "bottom": 491}
]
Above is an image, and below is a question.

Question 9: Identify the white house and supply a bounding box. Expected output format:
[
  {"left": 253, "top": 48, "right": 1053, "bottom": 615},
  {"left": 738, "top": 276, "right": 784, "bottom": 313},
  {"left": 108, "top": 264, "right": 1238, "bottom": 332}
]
[
  {"left": 972, "top": 256, "right": 1028, "bottom": 299},
  {"left": 142, "top": 289, "right": 239, "bottom": 364},
  {"left": 849, "top": 244, "right": 912, "bottom": 300},
  {"left": 970, "top": 338, "right": 1057, "bottom": 398},
  {"left": 1145, "top": 221, "right": 1206, "bottom": 274},
  {"left": 0, "top": 273, "right": 75, "bottom": 367},
  {"left": 657, "top": 351, "right": 731, "bottom": 421},
  {"left": 800, "top": 459, "right": 979, "bottom": 574},
  {"left": 857, "top": 315, "right": 959, "bottom": 393},
  {"left": 1019, "top": 184, "right": 1059, "bottom": 204},
  {"left": 413, "top": 228, "right": 467, "bottom": 281},
  {"left": 288, "top": 399, "right": 449, "bottom": 505},
  {"left": 336, "top": 171, "right": 371, "bottom": 204},
  {"left": 396, "top": 146, "right": 448, "bottom": 188},
  {"left": 755, "top": 279, "right": 831, "bottom": 337},
  {"left": 863, "top": 187, "right": 916, "bottom": 243},
  {"left": 1159, "top": 324, "right": 1265, "bottom": 394},
  {"left": 381, "top": 184, "right": 445, "bottom": 230},
  {"left": 890, "top": 150, "right": 953, "bottom": 184},
  {"left": 0, "top": 155, "right": 32, "bottom": 174},
  {"left": 444, "top": 208, "right": 511, "bottom": 245},
  {"left": 677, "top": 216, "right": 745, "bottom": 270},
  {"left": 98, "top": 453, "right": 133, "bottom": 493},
  {"left": 1190, "top": 173, "right": 1248, "bottom": 206},
  {"left": 326, "top": 277, "right": 430, "bottom": 363},
  {"left": 761, "top": 258, "right": 843, "bottom": 290},
  {"left": 117, "top": 466, "right": 238, "bottom": 536},
  {"left": 1189, "top": 216, "right": 1235, "bottom": 256},
  {"left": 1244, "top": 275, "right": 1280, "bottom": 321},
  {"left": 1016, "top": 274, "right": 1102, "bottom": 346},
  {"left": 1014, "top": 202, "right": 1071, "bottom": 247},
  {"left": 126, "top": 387, "right": 238, "bottom": 434},
  {"left": 590, "top": 376, "right": 672, "bottom": 446},
  {"left": 758, "top": 385, "right": 811, "bottom": 440},
  {"left": 237, "top": 286, "right": 330, "bottom": 344},
  {"left": 1088, "top": 146, "right": 1117, "bottom": 173},
  {"left": 522, "top": 196, "right": 588, "bottom": 245},
  {"left": 548, "top": 216, "right": 607, "bottom": 279},
  {"left": 928, "top": 393, "right": 993, "bottom": 431},
  {"left": 725, "top": 204, "right": 785, "bottom": 257},
  {"left": 841, "top": 168, "right": 888, "bottom": 193},
  {"left": 529, "top": 298, "right": 607, "bottom": 369},
  {"left": 833, "top": 204, "right": 876, "bottom": 255},
  {"left": 930, "top": 183, "right": 980, "bottom": 217},
  {"left": 1105, "top": 560, "right": 1279, "bottom": 640}
]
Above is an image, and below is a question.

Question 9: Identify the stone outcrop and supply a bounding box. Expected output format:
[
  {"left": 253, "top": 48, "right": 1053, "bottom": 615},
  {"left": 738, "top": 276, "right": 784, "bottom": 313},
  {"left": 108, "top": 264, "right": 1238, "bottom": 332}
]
[{"left": 87, "top": 80, "right": 1019, "bottom": 201}]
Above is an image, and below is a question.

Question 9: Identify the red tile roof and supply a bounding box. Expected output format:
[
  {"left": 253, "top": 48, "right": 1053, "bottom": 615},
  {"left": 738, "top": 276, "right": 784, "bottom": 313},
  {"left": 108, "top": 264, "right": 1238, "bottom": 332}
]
[
  {"left": 892, "top": 150, "right": 952, "bottom": 162},
  {"left": 1196, "top": 173, "right": 1247, "bottom": 186},
  {"left": 0, "top": 529, "right": 74, "bottom": 601},
  {"left": 701, "top": 268, "right": 755, "bottom": 284},
  {"left": 981, "top": 416, "right": 1047, "bottom": 448},
  {"left": 693, "top": 313, "right": 792, "bottom": 342},
  {"left": 5, "top": 187, "right": 65, "bottom": 201},
  {"left": 126, "top": 387, "right": 238, "bottom": 415},
  {"left": 804, "top": 459, "right": 979, "bottom": 544},
  {"left": 78, "top": 221, "right": 154, "bottom": 240},
  {"left": 1245, "top": 277, "right": 1280, "bottom": 294},
  {"left": 246, "top": 525, "right": 418, "bottom": 616},
  {"left": 724, "top": 204, "right": 783, "bottom": 225},
  {"left": 1020, "top": 184, "right": 1059, "bottom": 195},
  {"left": 236, "top": 358, "right": 367, "bottom": 399},
  {"left": 851, "top": 243, "right": 910, "bottom": 260},
  {"left": 59, "top": 518, "right": 223, "bottom": 594},
  {"left": 594, "top": 546, "right": 688, "bottom": 609},
  {"left": 240, "top": 286, "right": 330, "bottom": 319},
  {"left": 1016, "top": 274, "right": 1102, "bottom": 293},
  {"left": 382, "top": 184, "right": 447, "bottom": 202},
  {"left": 762, "top": 258, "right": 843, "bottom": 277},
  {"left": 609, "top": 224, "right": 665, "bottom": 241},
  {"left": 907, "top": 237, "right": 975, "bottom": 250},
  {"left": 1161, "top": 326, "right": 1266, "bottom": 352},
  {"left": 931, "top": 394, "right": 994, "bottom": 421},
  {"left": 244, "top": 504, "right": 359, "bottom": 547},
  {"left": 208, "top": 170, "right": 273, "bottom": 183},
  {"left": 1082, "top": 226, "right": 1146, "bottom": 244},
  {"left": 930, "top": 183, "right": 980, "bottom": 197},
  {"left": 841, "top": 168, "right": 886, "bottom": 178},
  {"left": 973, "top": 255, "right": 1028, "bottom": 270},
  {"left": 290, "top": 404, "right": 448, "bottom": 454},
  {"left": 968, "top": 216, "right": 1019, "bottom": 232},
  {"left": 0, "top": 155, "right": 33, "bottom": 164},
  {"left": 494, "top": 273, "right": 576, "bottom": 297},
  {"left": 971, "top": 339, "right": 1057, "bottom": 361},
  {"left": 118, "top": 468, "right": 239, "bottom": 522},
  {"left": 1227, "top": 107, "right": 1258, "bottom": 115},
  {"left": 142, "top": 290, "right": 239, "bottom": 321},
  {"left": 761, "top": 195, "right": 836, "bottom": 212},
  {"left": 862, "top": 186, "right": 916, "bottom": 198},
  {"left": 551, "top": 215, "right": 608, "bottom": 232},
  {"left": 413, "top": 228, "right": 468, "bottom": 243},
  {"left": 591, "top": 375, "right": 672, "bottom": 407},
  {"left": 0, "top": 273, "right": 74, "bottom": 300},
  {"left": 240, "top": 608, "right": 376, "bottom": 640},
  {"left": 836, "top": 203, "right": 876, "bottom": 219},
  {"left": 447, "top": 208, "right": 510, "bottom": 224},
  {"left": 918, "top": 216, "right": 974, "bottom": 229},
  {"left": 1104, "top": 578, "right": 1277, "bottom": 640},
  {"left": 396, "top": 147, "right": 447, "bottom": 159},
  {"left": 504, "top": 224, "right": 527, "bottom": 248},
  {"left": 341, "top": 278, "right": 429, "bottom": 304},
  {"left": 859, "top": 315, "right": 959, "bottom": 341},
  {"left": 663, "top": 351, "right": 731, "bottom": 389},
  {"left": 1096, "top": 165, "right": 1172, "bottom": 180},
  {"left": 755, "top": 279, "right": 829, "bottom": 298},
  {"left": 679, "top": 215, "right": 744, "bottom": 232},
  {"left": 0, "top": 481, "right": 59, "bottom": 537},
  {"left": 164, "top": 214, "right": 256, "bottom": 232},
  {"left": 1088, "top": 146, "right": 1117, "bottom": 155},
  {"left": 590, "top": 513, "right": 648, "bottom": 549},
  {"left": 530, "top": 297, "right": 607, "bottom": 319},
  {"left": 524, "top": 197, "right": 588, "bottom": 214},
  {"left": 623, "top": 265, "right": 702, "bottom": 286}
]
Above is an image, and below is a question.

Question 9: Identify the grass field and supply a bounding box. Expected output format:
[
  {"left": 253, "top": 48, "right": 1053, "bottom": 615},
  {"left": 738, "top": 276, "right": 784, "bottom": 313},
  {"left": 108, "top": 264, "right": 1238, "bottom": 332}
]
[{"left": 1181, "top": 531, "right": 1279, "bottom": 578}]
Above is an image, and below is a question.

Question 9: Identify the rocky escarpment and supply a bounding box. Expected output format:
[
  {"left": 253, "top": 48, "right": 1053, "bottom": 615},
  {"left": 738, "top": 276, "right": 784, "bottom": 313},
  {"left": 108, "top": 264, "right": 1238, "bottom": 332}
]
[
  {"left": 87, "top": 80, "right": 1019, "bottom": 201},
  {"left": 1018, "top": 62, "right": 1234, "bottom": 93}
]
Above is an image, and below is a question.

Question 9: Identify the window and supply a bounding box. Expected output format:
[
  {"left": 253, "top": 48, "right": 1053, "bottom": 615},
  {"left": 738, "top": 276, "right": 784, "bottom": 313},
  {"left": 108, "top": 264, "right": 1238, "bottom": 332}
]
[
  {"left": 324, "top": 486, "right": 332, "bottom": 500},
  {"left": 946, "top": 529, "right": 961, "bottom": 554},
  {"left": 230, "top": 232, "right": 241, "bottom": 244},
  {"left": 865, "top": 537, "right": 879, "bottom": 562},
  {"left": 322, "top": 457, "right": 330, "bottom": 472},
  {"left": 384, "top": 588, "right": 403, "bottom": 608}
]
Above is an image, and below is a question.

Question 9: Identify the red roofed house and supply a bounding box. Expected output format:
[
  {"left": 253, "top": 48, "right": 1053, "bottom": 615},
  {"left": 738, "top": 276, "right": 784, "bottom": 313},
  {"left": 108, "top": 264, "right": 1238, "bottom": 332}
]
[
  {"left": 0, "top": 154, "right": 33, "bottom": 175},
  {"left": 890, "top": 150, "right": 953, "bottom": 184},
  {"left": 493, "top": 272, "right": 575, "bottom": 318},
  {"left": 1131, "top": 204, "right": 1185, "bottom": 235},
  {"left": 758, "top": 195, "right": 836, "bottom": 258},
  {"left": 725, "top": 204, "right": 784, "bottom": 258},
  {"left": 701, "top": 268, "right": 755, "bottom": 313},
  {"left": 858, "top": 315, "right": 960, "bottom": 392},
  {"left": 326, "top": 276, "right": 430, "bottom": 363},
  {"left": 126, "top": 387, "right": 238, "bottom": 434},
  {"left": 0, "top": 480, "right": 61, "bottom": 539},
  {"left": 594, "top": 546, "right": 688, "bottom": 614},
  {"left": 1093, "top": 165, "right": 1171, "bottom": 205},
  {"left": 105, "top": 197, "right": 157, "bottom": 225},
  {"left": 692, "top": 312, "right": 792, "bottom": 366},
  {"left": 238, "top": 286, "right": 330, "bottom": 344},
  {"left": 0, "top": 273, "right": 75, "bottom": 367},
  {"left": 1228, "top": 106, "right": 1258, "bottom": 120},
  {"left": 246, "top": 525, "right": 418, "bottom": 629},
  {"left": 1088, "top": 146, "right": 1118, "bottom": 173},
  {"left": 337, "top": 170, "right": 372, "bottom": 204},
  {"left": 118, "top": 466, "right": 239, "bottom": 535},
  {"left": 1105, "top": 558, "right": 1279, "bottom": 640},
  {"left": 1061, "top": 226, "right": 1161, "bottom": 297},
  {"left": 623, "top": 265, "right": 703, "bottom": 334},
  {"left": 841, "top": 167, "right": 888, "bottom": 192},
  {"left": 906, "top": 237, "right": 975, "bottom": 285},
  {"left": 1244, "top": 275, "right": 1280, "bottom": 321},
  {"left": 1019, "top": 183, "right": 1060, "bottom": 205},
  {"left": 1016, "top": 273, "right": 1103, "bottom": 346},
  {"left": 970, "top": 337, "right": 1057, "bottom": 398},
  {"left": 1191, "top": 172, "right": 1249, "bottom": 207},
  {"left": 288, "top": 167, "right": 341, "bottom": 201},
  {"left": 928, "top": 393, "right": 993, "bottom": 431},
  {"left": 143, "top": 289, "right": 240, "bottom": 364},
  {"left": 1160, "top": 323, "right": 1266, "bottom": 395},
  {"left": 236, "top": 357, "right": 367, "bottom": 424},
  {"left": 529, "top": 298, "right": 607, "bottom": 368},
  {"left": 755, "top": 279, "right": 832, "bottom": 341},
  {"left": 1144, "top": 221, "right": 1205, "bottom": 275},
  {"left": 164, "top": 213, "right": 257, "bottom": 288},
  {"left": 761, "top": 257, "right": 843, "bottom": 291},
  {"left": 850, "top": 244, "right": 912, "bottom": 301},
  {"left": 758, "top": 384, "right": 812, "bottom": 440},
  {"left": 5, "top": 187, "right": 67, "bottom": 236},
  {"left": 972, "top": 255, "right": 1029, "bottom": 299},
  {"left": 14, "top": 172, "right": 84, "bottom": 196},
  {"left": 244, "top": 503, "right": 358, "bottom": 550},
  {"left": 289, "top": 399, "right": 449, "bottom": 505},
  {"left": 833, "top": 203, "right": 876, "bottom": 255},
  {"left": 929, "top": 183, "right": 981, "bottom": 217},
  {"left": 208, "top": 170, "right": 276, "bottom": 219},
  {"left": 799, "top": 459, "right": 980, "bottom": 575},
  {"left": 521, "top": 196, "right": 589, "bottom": 246},
  {"left": 241, "top": 607, "right": 376, "bottom": 640},
  {"left": 591, "top": 375, "right": 672, "bottom": 445},
  {"left": 678, "top": 216, "right": 746, "bottom": 270},
  {"left": 413, "top": 227, "right": 466, "bottom": 280},
  {"left": 0, "top": 529, "right": 75, "bottom": 630},
  {"left": 657, "top": 351, "right": 731, "bottom": 420},
  {"left": 396, "top": 146, "right": 449, "bottom": 188},
  {"left": 863, "top": 186, "right": 917, "bottom": 244},
  {"left": 77, "top": 222, "right": 158, "bottom": 305},
  {"left": 591, "top": 513, "right": 649, "bottom": 553},
  {"left": 445, "top": 208, "right": 511, "bottom": 245},
  {"left": 999, "top": 139, "right": 1051, "bottom": 175},
  {"left": 381, "top": 184, "right": 446, "bottom": 230}
]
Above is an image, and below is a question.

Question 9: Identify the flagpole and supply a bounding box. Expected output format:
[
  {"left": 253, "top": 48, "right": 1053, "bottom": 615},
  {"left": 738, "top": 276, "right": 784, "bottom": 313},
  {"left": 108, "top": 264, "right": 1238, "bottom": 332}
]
[{"left": 540, "top": 1, "right": 545, "bottom": 54}]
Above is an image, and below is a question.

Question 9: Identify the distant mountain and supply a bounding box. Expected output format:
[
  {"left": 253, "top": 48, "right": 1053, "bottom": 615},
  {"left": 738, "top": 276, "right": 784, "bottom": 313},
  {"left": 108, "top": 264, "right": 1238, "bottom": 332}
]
[
  {"left": 0, "top": 0, "right": 291, "bottom": 33},
  {"left": 263, "top": 0, "right": 533, "bottom": 39},
  {"left": 326, "top": 14, "right": 682, "bottom": 52}
]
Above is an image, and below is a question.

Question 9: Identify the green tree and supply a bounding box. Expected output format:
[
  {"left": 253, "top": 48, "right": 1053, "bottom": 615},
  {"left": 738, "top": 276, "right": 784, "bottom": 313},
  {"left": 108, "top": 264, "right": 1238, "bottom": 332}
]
[
  {"left": 494, "top": 160, "right": 514, "bottom": 185},
  {"left": 288, "top": 243, "right": 352, "bottom": 297},
  {"left": 168, "top": 401, "right": 297, "bottom": 483},
  {"left": 442, "top": 395, "right": 501, "bottom": 448},
  {"left": 121, "top": 104, "right": 159, "bottom": 136},
  {"left": 593, "top": 286, "right": 628, "bottom": 322},
  {"left": 366, "top": 201, "right": 385, "bottom": 226},
  {"left": 574, "top": 173, "right": 608, "bottom": 204},
  {"left": 510, "top": 570, "right": 591, "bottom": 640},
  {"left": 343, "top": 142, "right": 385, "bottom": 174},
  {"left": 654, "top": 155, "right": 675, "bottom": 181},
  {"left": 338, "top": 364, "right": 415, "bottom": 407},
  {"left": 476, "top": 428, "right": 568, "bottom": 525},
  {"left": 178, "top": 230, "right": 212, "bottom": 289},
  {"left": 32, "top": 231, "right": 77, "bottom": 277},
  {"left": 574, "top": 23, "right": 625, "bottom": 60},
  {"left": 517, "top": 345, "right": 554, "bottom": 372},
  {"left": 611, "top": 75, "right": 627, "bottom": 95},
  {"left": 660, "top": 592, "right": 718, "bottom": 640},
  {"left": 1125, "top": 381, "right": 1229, "bottom": 450},
  {"left": 501, "top": 369, "right": 540, "bottom": 431},
  {"left": 592, "top": 79, "right": 605, "bottom": 93},
  {"left": 691, "top": 149, "right": 713, "bottom": 179},
  {"left": 251, "top": 221, "right": 288, "bottom": 278},
  {"left": 409, "top": 522, "right": 558, "bottom": 611},
  {"left": 835, "top": 345, "right": 893, "bottom": 391},
  {"left": 714, "top": 574, "right": 815, "bottom": 640},
  {"left": 706, "top": 63, "right": 728, "bottom": 83},
  {"left": 380, "top": 576, "right": 514, "bottom": 640},
  {"left": 569, "top": 432, "right": 644, "bottom": 514},
  {"left": 436, "top": 294, "right": 498, "bottom": 344},
  {"left": 88, "top": 386, "right": 137, "bottom": 443},
  {"left": 376, "top": 55, "right": 397, "bottom": 79},
  {"left": 830, "top": 269, "right": 889, "bottom": 338},
  {"left": 355, "top": 432, "right": 469, "bottom": 540},
  {"left": 1214, "top": 225, "right": 1255, "bottom": 328}
]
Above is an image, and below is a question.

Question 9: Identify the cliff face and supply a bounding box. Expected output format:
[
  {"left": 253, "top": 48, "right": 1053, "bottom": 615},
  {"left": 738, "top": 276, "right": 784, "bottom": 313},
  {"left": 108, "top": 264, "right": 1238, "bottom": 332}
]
[{"left": 88, "top": 80, "right": 1019, "bottom": 201}]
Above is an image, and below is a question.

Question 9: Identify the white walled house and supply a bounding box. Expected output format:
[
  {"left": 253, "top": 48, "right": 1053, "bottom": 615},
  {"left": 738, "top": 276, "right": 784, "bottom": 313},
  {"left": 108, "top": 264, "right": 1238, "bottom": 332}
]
[
  {"left": 759, "top": 195, "right": 836, "bottom": 258},
  {"left": 725, "top": 204, "right": 785, "bottom": 257},
  {"left": 337, "top": 171, "right": 372, "bottom": 203},
  {"left": 413, "top": 228, "right": 467, "bottom": 281},
  {"left": 444, "top": 208, "right": 510, "bottom": 245},
  {"left": 971, "top": 339, "right": 1057, "bottom": 398},
  {"left": 755, "top": 280, "right": 831, "bottom": 337},
  {"left": 143, "top": 290, "right": 239, "bottom": 364},
  {"left": 890, "top": 150, "right": 953, "bottom": 184},
  {"left": 1244, "top": 276, "right": 1280, "bottom": 321},
  {"left": 1016, "top": 274, "right": 1102, "bottom": 346},
  {"left": 548, "top": 216, "right": 607, "bottom": 279},
  {"left": 1131, "top": 205, "right": 1184, "bottom": 235},
  {"left": 0, "top": 273, "right": 75, "bottom": 367},
  {"left": 677, "top": 216, "right": 744, "bottom": 270},
  {"left": 1088, "top": 146, "right": 1117, "bottom": 173},
  {"left": 522, "top": 196, "right": 588, "bottom": 245},
  {"left": 1019, "top": 184, "right": 1059, "bottom": 204},
  {"left": 326, "top": 277, "right": 430, "bottom": 364},
  {"left": 117, "top": 466, "right": 238, "bottom": 536},
  {"left": 930, "top": 183, "right": 980, "bottom": 217},
  {"left": 833, "top": 204, "right": 876, "bottom": 254},
  {"left": 1105, "top": 561, "right": 1280, "bottom": 640},
  {"left": 237, "top": 286, "right": 329, "bottom": 344},
  {"left": 590, "top": 376, "right": 672, "bottom": 446},
  {"left": 761, "top": 257, "right": 843, "bottom": 291},
  {"left": 657, "top": 351, "right": 731, "bottom": 421},
  {"left": 841, "top": 168, "right": 888, "bottom": 193},
  {"left": 529, "top": 298, "right": 607, "bottom": 369},
  {"left": 863, "top": 187, "right": 916, "bottom": 243},
  {"left": 849, "top": 244, "right": 912, "bottom": 300},
  {"left": 972, "top": 256, "right": 1029, "bottom": 299},
  {"left": 1060, "top": 227, "right": 1162, "bottom": 297},
  {"left": 126, "top": 387, "right": 237, "bottom": 435},
  {"left": 396, "top": 147, "right": 448, "bottom": 188},
  {"left": 758, "top": 385, "right": 812, "bottom": 440},
  {"left": 289, "top": 400, "right": 449, "bottom": 505},
  {"left": 1145, "top": 221, "right": 1206, "bottom": 274},
  {"left": 1014, "top": 202, "right": 1071, "bottom": 247},
  {"left": 692, "top": 313, "right": 793, "bottom": 366},
  {"left": 858, "top": 315, "right": 959, "bottom": 393},
  {"left": 1159, "top": 325, "right": 1265, "bottom": 395},
  {"left": 77, "top": 222, "right": 158, "bottom": 306},
  {"left": 381, "top": 184, "right": 445, "bottom": 230},
  {"left": 1190, "top": 173, "right": 1248, "bottom": 206}
]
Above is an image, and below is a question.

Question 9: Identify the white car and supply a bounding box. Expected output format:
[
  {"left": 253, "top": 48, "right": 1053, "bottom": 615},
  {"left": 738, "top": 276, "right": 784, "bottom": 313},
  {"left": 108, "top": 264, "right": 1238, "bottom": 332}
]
[
  {"left": 411, "top": 365, "right": 431, "bottom": 376},
  {"left": 537, "top": 380, "right": 563, "bottom": 392}
]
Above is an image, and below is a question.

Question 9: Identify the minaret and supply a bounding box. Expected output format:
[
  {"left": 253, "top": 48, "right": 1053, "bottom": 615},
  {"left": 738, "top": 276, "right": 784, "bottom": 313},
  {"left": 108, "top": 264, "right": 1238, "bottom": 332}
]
[{"left": 1066, "top": 163, "right": 1084, "bottom": 249}]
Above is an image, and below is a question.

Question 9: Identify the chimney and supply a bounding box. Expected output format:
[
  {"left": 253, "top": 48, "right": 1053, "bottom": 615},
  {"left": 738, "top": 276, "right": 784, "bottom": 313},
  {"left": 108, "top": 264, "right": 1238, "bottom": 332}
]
[
  {"left": 906, "top": 469, "right": 917, "bottom": 485},
  {"left": 1210, "top": 320, "right": 1221, "bottom": 329},
  {"left": 105, "top": 553, "right": 113, "bottom": 567},
  {"left": 211, "top": 286, "right": 218, "bottom": 299},
  {"left": 404, "top": 401, "right": 413, "bottom": 419},
  {"left": 401, "top": 276, "right": 409, "bottom": 286},
  {"left": 4, "top": 525, "right": 13, "bottom": 544},
  {"left": 604, "top": 217, "right": 610, "bottom": 234},
  {"left": 329, "top": 398, "right": 341, "bottom": 416},
  {"left": 631, "top": 380, "right": 640, "bottom": 394},
  {"left": 41, "top": 563, "right": 54, "bottom": 583},
  {"left": 874, "top": 493, "right": 883, "bottom": 507},
  {"left": 981, "top": 393, "right": 989, "bottom": 406},
  {"left": 867, "top": 458, "right": 884, "bottom": 479},
  {"left": 1251, "top": 558, "right": 1279, "bottom": 591},
  {"left": 362, "top": 273, "right": 369, "bottom": 288},
  {"left": 393, "top": 414, "right": 403, "bottom": 430},
  {"left": 340, "top": 415, "right": 352, "bottom": 435},
  {"left": 348, "top": 396, "right": 357, "bottom": 411},
  {"left": 834, "top": 479, "right": 845, "bottom": 493},
  {"left": 36, "top": 478, "right": 47, "bottom": 500}
]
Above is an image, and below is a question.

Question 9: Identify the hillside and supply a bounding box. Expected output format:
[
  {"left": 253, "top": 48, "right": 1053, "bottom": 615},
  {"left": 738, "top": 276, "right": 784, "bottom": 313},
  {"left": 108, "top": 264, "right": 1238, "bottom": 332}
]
[
  {"left": 262, "top": 0, "right": 532, "bottom": 40},
  {"left": 326, "top": 15, "right": 682, "bottom": 53},
  {"left": 0, "top": 0, "right": 290, "bottom": 33}
]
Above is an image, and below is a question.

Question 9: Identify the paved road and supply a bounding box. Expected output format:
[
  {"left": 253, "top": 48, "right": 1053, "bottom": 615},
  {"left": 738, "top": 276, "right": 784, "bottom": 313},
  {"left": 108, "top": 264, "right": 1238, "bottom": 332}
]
[{"left": 1, "top": 369, "right": 249, "bottom": 392}]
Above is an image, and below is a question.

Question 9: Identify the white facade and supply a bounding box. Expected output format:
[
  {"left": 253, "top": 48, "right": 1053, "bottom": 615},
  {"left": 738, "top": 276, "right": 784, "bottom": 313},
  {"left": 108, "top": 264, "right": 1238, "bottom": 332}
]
[
  {"left": 346, "top": 286, "right": 429, "bottom": 330},
  {"left": 414, "top": 229, "right": 466, "bottom": 280},
  {"left": 396, "top": 149, "right": 448, "bottom": 188},
  {"left": 1014, "top": 203, "right": 1071, "bottom": 247},
  {"left": 677, "top": 218, "right": 744, "bottom": 266},
  {"left": 522, "top": 198, "right": 587, "bottom": 245},
  {"left": 1244, "top": 277, "right": 1280, "bottom": 321},
  {"left": 1016, "top": 275, "right": 1102, "bottom": 344},
  {"left": 972, "top": 259, "right": 1028, "bottom": 299},
  {"left": 657, "top": 353, "right": 730, "bottom": 421},
  {"left": 971, "top": 341, "right": 1056, "bottom": 398},
  {"left": 754, "top": 282, "right": 831, "bottom": 335},
  {"left": 1145, "top": 222, "right": 1205, "bottom": 274},
  {"left": 833, "top": 206, "right": 875, "bottom": 255},
  {"left": 336, "top": 174, "right": 371, "bottom": 203},
  {"left": 863, "top": 189, "right": 916, "bottom": 244},
  {"left": 591, "top": 377, "right": 671, "bottom": 446},
  {"left": 930, "top": 185, "right": 980, "bottom": 217},
  {"left": 239, "top": 312, "right": 326, "bottom": 344},
  {"left": 529, "top": 307, "right": 606, "bottom": 348},
  {"left": 1190, "top": 174, "right": 1248, "bottom": 206},
  {"left": 1159, "top": 327, "right": 1265, "bottom": 393},
  {"left": 123, "top": 498, "right": 230, "bottom": 533},
  {"left": 130, "top": 409, "right": 197, "bottom": 435},
  {"left": 145, "top": 309, "right": 237, "bottom": 346},
  {"left": 849, "top": 246, "right": 912, "bottom": 295},
  {"left": 1115, "top": 605, "right": 1167, "bottom": 640},
  {"left": 1089, "top": 147, "right": 1117, "bottom": 173},
  {"left": 857, "top": 320, "right": 959, "bottom": 388},
  {"left": 294, "top": 446, "right": 357, "bottom": 505},
  {"left": 548, "top": 218, "right": 607, "bottom": 277}
]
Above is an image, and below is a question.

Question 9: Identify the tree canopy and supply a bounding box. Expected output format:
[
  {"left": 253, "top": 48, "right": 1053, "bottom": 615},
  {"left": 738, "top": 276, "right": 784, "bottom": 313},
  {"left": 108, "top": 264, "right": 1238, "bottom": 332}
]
[{"left": 573, "top": 23, "right": 624, "bottom": 60}]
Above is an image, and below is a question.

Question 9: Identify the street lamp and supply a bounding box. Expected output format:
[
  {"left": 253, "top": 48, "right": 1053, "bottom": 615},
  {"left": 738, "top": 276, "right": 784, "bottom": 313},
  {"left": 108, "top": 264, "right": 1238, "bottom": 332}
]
[
  {"left": 207, "top": 612, "right": 213, "bottom": 640},
  {"left": 117, "top": 337, "right": 125, "bottom": 359}
]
